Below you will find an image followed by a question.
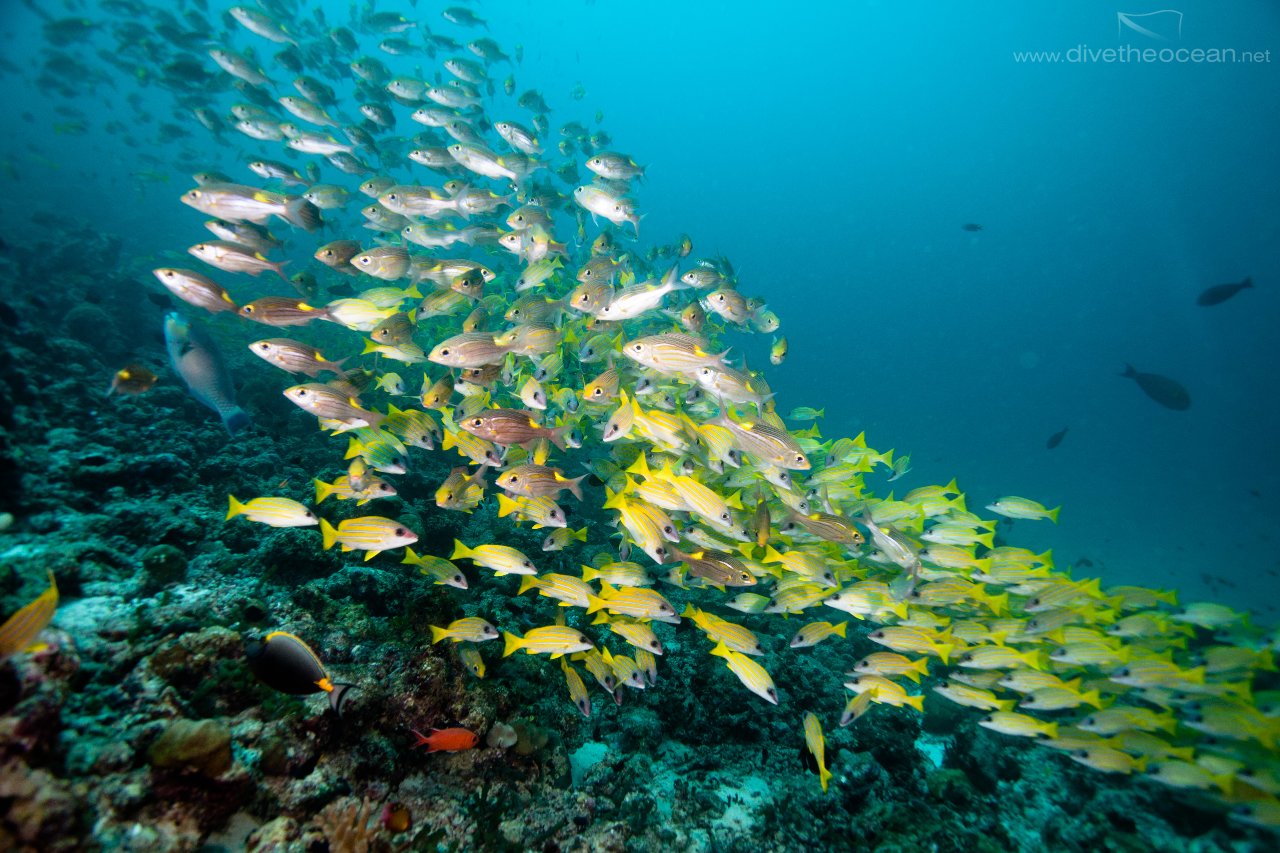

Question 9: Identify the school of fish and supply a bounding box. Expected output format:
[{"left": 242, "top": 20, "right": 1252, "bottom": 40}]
[{"left": 10, "top": 0, "right": 1278, "bottom": 831}]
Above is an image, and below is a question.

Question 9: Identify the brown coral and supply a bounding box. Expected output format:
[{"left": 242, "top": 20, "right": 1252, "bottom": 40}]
[{"left": 316, "top": 796, "right": 380, "bottom": 853}]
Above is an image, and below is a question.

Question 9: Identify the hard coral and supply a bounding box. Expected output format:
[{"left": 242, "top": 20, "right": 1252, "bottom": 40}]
[
  {"left": 147, "top": 718, "right": 233, "bottom": 777},
  {"left": 315, "top": 796, "right": 380, "bottom": 853}
]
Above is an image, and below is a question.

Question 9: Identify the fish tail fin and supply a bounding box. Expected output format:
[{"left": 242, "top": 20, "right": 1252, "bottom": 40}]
[
  {"left": 819, "top": 766, "right": 833, "bottom": 793},
  {"left": 502, "top": 631, "right": 523, "bottom": 657},
  {"left": 496, "top": 493, "right": 520, "bottom": 518},
  {"left": 314, "top": 479, "right": 334, "bottom": 504},
  {"left": 625, "top": 453, "right": 650, "bottom": 478},
  {"left": 572, "top": 527, "right": 588, "bottom": 542},
  {"left": 833, "top": 621, "right": 848, "bottom": 638},
  {"left": 548, "top": 423, "right": 569, "bottom": 451},
  {"left": 319, "top": 518, "right": 338, "bottom": 550},
  {"left": 932, "top": 642, "right": 951, "bottom": 666},
  {"left": 1025, "top": 650, "right": 1050, "bottom": 671},
  {"left": 1082, "top": 690, "right": 1104, "bottom": 709},
  {"left": 222, "top": 407, "right": 251, "bottom": 434},
  {"left": 450, "top": 539, "right": 472, "bottom": 560},
  {"left": 997, "top": 699, "right": 1016, "bottom": 712},
  {"left": 329, "top": 682, "right": 355, "bottom": 717},
  {"left": 226, "top": 494, "right": 246, "bottom": 520},
  {"left": 400, "top": 547, "right": 419, "bottom": 566},
  {"left": 1047, "top": 505, "right": 1061, "bottom": 524},
  {"left": 905, "top": 694, "right": 924, "bottom": 713},
  {"left": 410, "top": 728, "right": 431, "bottom": 748},
  {"left": 567, "top": 474, "right": 586, "bottom": 501},
  {"left": 429, "top": 626, "right": 449, "bottom": 644},
  {"left": 581, "top": 565, "right": 599, "bottom": 582},
  {"left": 516, "top": 575, "right": 539, "bottom": 595},
  {"left": 283, "top": 195, "right": 323, "bottom": 232},
  {"left": 585, "top": 594, "right": 607, "bottom": 615}
]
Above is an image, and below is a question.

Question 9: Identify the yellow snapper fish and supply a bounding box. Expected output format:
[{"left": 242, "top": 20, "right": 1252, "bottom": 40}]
[
  {"left": 451, "top": 540, "right": 538, "bottom": 575},
  {"left": 984, "top": 496, "right": 1061, "bottom": 523},
  {"left": 517, "top": 573, "right": 594, "bottom": 608},
  {"left": 401, "top": 549, "right": 468, "bottom": 589},
  {"left": 802, "top": 712, "right": 834, "bottom": 793},
  {"left": 790, "top": 620, "right": 849, "bottom": 649},
  {"left": 319, "top": 516, "right": 418, "bottom": 560},
  {"left": 0, "top": 572, "right": 58, "bottom": 659},
  {"left": 586, "top": 582, "right": 680, "bottom": 624},
  {"left": 313, "top": 475, "right": 397, "bottom": 505},
  {"left": 710, "top": 641, "right": 778, "bottom": 704},
  {"left": 543, "top": 527, "right": 588, "bottom": 551},
  {"left": 561, "top": 658, "right": 592, "bottom": 717},
  {"left": 502, "top": 626, "right": 595, "bottom": 658},
  {"left": 429, "top": 617, "right": 500, "bottom": 645},
  {"left": 226, "top": 495, "right": 318, "bottom": 527}
]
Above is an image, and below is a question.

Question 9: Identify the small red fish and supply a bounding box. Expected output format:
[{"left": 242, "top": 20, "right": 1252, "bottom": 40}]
[{"left": 411, "top": 726, "right": 478, "bottom": 753}]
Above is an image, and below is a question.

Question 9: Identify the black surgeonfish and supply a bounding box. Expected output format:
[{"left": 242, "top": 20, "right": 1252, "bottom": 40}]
[
  {"left": 246, "top": 631, "right": 354, "bottom": 715},
  {"left": 1121, "top": 364, "right": 1191, "bottom": 411},
  {"left": 1046, "top": 426, "right": 1069, "bottom": 449}
]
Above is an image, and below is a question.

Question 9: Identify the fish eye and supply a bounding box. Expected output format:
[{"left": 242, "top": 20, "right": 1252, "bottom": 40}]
[
  {"left": 440, "top": 348, "right": 450, "bottom": 356},
  {"left": 394, "top": 527, "right": 405, "bottom": 536}
]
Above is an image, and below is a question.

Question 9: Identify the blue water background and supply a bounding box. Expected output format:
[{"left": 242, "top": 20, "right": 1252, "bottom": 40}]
[{"left": 0, "top": 0, "right": 1277, "bottom": 616}]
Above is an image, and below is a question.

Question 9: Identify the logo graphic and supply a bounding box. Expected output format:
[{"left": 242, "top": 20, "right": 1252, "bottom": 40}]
[{"left": 1117, "top": 10, "right": 1184, "bottom": 41}]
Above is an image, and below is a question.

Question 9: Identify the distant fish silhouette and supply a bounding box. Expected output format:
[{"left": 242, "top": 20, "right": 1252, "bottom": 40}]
[
  {"left": 1121, "top": 364, "right": 1190, "bottom": 411},
  {"left": 1197, "top": 276, "right": 1252, "bottom": 306},
  {"left": 961, "top": 223, "right": 983, "bottom": 232},
  {"left": 1046, "top": 427, "right": 1068, "bottom": 450}
]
